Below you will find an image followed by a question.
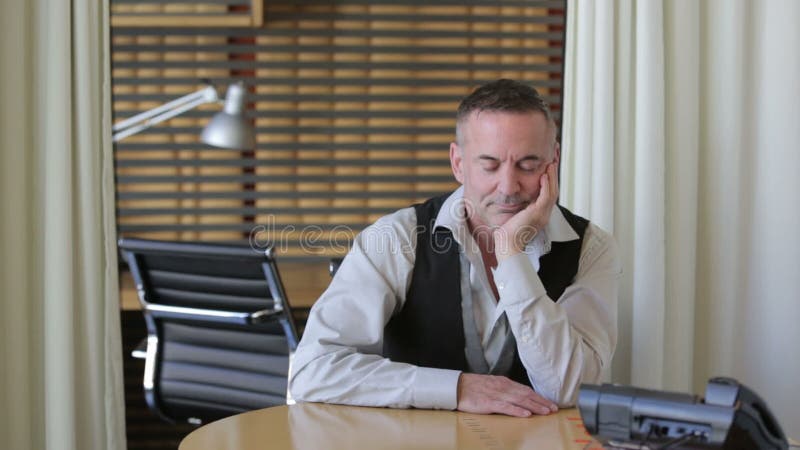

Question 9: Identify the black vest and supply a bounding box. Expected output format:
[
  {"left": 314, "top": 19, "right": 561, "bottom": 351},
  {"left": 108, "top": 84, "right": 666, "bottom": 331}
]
[{"left": 383, "top": 194, "right": 588, "bottom": 385}]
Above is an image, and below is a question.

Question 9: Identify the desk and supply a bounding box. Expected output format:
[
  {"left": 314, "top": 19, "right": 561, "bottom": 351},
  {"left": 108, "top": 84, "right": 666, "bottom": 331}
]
[{"left": 179, "top": 403, "right": 602, "bottom": 450}]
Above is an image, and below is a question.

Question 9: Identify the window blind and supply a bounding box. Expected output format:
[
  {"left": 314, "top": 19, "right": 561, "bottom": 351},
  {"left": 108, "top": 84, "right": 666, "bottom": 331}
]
[{"left": 112, "top": 0, "right": 567, "bottom": 262}]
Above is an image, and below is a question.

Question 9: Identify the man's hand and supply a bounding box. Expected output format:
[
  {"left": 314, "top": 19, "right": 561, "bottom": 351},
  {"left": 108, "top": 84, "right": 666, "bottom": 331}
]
[
  {"left": 456, "top": 373, "right": 558, "bottom": 417},
  {"left": 493, "top": 161, "right": 560, "bottom": 263}
]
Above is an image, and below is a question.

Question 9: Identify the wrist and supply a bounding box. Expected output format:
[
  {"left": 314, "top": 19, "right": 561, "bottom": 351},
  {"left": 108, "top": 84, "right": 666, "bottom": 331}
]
[{"left": 493, "top": 225, "right": 538, "bottom": 262}]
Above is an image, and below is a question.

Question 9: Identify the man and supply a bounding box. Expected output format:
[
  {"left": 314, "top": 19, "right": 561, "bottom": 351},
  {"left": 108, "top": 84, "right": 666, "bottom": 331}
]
[{"left": 289, "top": 79, "right": 620, "bottom": 417}]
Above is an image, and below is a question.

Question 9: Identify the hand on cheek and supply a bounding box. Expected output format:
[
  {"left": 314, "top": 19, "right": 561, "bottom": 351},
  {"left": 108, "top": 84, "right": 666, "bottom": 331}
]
[{"left": 493, "top": 161, "right": 559, "bottom": 262}]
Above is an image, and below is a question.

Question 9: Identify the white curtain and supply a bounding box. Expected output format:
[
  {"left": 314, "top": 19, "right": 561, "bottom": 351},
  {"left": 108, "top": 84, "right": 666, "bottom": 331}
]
[
  {"left": 0, "top": 0, "right": 127, "bottom": 449},
  {"left": 562, "top": 0, "right": 800, "bottom": 437}
]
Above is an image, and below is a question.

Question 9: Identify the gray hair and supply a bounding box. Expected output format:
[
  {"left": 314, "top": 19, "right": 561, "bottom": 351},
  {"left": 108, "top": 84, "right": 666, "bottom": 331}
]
[{"left": 455, "top": 79, "right": 556, "bottom": 145}]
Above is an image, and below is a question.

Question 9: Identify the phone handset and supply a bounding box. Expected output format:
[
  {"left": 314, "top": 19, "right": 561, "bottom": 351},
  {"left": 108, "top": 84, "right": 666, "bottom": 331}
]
[{"left": 706, "top": 376, "right": 788, "bottom": 447}]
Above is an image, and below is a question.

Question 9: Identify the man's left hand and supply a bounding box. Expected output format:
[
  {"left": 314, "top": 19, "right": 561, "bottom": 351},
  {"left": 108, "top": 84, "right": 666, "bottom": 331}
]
[{"left": 493, "top": 161, "right": 559, "bottom": 262}]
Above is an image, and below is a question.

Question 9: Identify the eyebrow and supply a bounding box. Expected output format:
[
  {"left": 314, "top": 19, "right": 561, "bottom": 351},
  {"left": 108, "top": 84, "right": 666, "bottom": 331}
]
[{"left": 477, "top": 154, "right": 542, "bottom": 162}]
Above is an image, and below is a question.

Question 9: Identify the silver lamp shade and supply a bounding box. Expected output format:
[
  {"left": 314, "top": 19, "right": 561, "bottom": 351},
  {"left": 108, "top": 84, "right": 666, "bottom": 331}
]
[{"left": 201, "top": 83, "right": 256, "bottom": 150}]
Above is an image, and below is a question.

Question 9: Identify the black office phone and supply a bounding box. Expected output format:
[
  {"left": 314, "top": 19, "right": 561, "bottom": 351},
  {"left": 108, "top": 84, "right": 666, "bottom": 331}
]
[{"left": 578, "top": 376, "right": 788, "bottom": 449}]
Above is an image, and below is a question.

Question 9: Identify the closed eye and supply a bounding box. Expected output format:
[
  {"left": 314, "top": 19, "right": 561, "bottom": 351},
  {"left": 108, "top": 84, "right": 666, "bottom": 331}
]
[
  {"left": 478, "top": 156, "right": 500, "bottom": 171},
  {"left": 519, "top": 160, "right": 542, "bottom": 171}
]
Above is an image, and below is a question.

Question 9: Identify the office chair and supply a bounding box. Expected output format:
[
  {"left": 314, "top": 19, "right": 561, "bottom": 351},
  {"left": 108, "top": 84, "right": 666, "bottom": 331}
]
[
  {"left": 119, "top": 238, "right": 300, "bottom": 425},
  {"left": 329, "top": 257, "right": 344, "bottom": 277}
]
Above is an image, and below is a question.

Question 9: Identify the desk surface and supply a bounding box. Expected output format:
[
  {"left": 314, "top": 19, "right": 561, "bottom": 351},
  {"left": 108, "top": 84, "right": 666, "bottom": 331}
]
[{"left": 179, "top": 403, "right": 602, "bottom": 450}]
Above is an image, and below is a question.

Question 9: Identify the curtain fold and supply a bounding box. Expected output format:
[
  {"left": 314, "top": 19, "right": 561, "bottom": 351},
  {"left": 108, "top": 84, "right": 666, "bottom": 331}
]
[
  {"left": 562, "top": 0, "right": 800, "bottom": 438},
  {"left": 0, "top": 0, "right": 126, "bottom": 449},
  {"left": 630, "top": 0, "right": 667, "bottom": 388},
  {"left": 662, "top": 0, "right": 700, "bottom": 393}
]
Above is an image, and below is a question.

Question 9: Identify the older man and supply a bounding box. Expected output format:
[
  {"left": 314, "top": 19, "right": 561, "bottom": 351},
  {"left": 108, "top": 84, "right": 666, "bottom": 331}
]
[{"left": 289, "top": 79, "right": 620, "bottom": 417}]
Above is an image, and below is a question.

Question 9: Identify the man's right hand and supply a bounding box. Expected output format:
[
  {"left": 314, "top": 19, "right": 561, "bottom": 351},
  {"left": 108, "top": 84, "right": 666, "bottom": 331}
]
[{"left": 456, "top": 373, "right": 558, "bottom": 417}]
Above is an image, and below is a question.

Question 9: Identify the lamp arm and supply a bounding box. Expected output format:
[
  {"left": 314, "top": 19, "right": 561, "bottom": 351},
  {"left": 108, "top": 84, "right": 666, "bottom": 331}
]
[{"left": 112, "top": 85, "right": 219, "bottom": 142}]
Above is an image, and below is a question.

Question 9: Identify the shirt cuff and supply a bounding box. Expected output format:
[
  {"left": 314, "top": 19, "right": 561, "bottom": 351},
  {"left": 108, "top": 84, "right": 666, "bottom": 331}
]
[
  {"left": 411, "top": 367, "right": 462, "bottom": 410},
  {"left": 493, "top": 252, "right": 548, "bottom": 305}
]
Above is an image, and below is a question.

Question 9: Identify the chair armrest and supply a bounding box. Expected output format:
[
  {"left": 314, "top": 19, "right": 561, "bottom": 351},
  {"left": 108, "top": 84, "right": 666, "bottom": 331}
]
[
  {"left": 329, "top": 258, "right": 343, "bottom": 277},
  {"left": 131, "top": 338, "right": 148, "bottom": 359},
  {"left": 144, "top": 303, "right": 283, "bottom": 325}
]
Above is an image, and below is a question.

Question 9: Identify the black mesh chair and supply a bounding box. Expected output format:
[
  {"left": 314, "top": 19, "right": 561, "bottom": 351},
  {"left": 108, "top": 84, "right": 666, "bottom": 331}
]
[
  {"left": 329, "top": 257, "right": 344, "bottom": 277},
  {"left": 119, "top": 238, "right": 300, "bottom": 425}
]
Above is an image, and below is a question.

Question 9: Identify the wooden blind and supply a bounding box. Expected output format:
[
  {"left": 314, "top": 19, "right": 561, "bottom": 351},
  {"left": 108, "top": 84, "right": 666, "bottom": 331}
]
[
  {"left": 112, "top": 0, "right": 567, "bottom": 262},
  {"left": 111, "top": 0, "right": 265, "bottom": 27}
]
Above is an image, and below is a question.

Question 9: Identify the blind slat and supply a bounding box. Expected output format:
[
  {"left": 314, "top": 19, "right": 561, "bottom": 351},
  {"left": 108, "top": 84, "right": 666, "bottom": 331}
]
[
  {"left": 114, "top": 44, "right": 564, "bottom": 56},
  {"left": 113, "top": 60, "right": 563, "bottom": 71},
  {"left": 112, "top": 28, "right": 563, "bottom": 40},
  {"left": 116, "top": 158, "right": 450, "bottom": 168},
  {"left": 117, "top": 175, "right": 456, "bottom": 183},
  {"left": 112, "top": 77, "right": 564, "bottom": 87},
  {"left": 118, "top": 190, "right": 446, "bottom": 200},
  {"left": 118, "top": 223, "right": 366, "bottom": 232},
  {"left": 119, "top": 207, "right": 399, "bottom": 216}
]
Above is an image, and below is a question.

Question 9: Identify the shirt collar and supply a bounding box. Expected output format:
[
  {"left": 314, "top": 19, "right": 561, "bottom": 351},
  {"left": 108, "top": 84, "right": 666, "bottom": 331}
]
[
  {"left": 433, "top": 186, "right": 580, "bottom": 248},
  {"left": 433, "top": 186, "right": 470, "bottom": 245}
]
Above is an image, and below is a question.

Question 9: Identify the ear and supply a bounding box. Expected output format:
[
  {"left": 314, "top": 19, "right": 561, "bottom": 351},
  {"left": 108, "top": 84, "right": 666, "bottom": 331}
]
[
  {"left": 553, "top": 141, "right": 561, "bottom": 164},
  {"left": 450, "top": 142, "right": 465, "bottom": 184}
]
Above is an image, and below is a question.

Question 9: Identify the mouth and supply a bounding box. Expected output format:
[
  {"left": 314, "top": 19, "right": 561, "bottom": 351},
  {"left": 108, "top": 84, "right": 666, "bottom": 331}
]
[{"left": 494, "top": 203, "right": 527, "bottom": 214}]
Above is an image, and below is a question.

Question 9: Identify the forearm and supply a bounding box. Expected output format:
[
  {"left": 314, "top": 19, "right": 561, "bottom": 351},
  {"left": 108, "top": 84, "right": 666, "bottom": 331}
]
[
  {"left": 289, "top": 344, "right": 460, "bottom": 409},
  {"left": 494, "top": 250, "right": 618, "bottom": 406},
  {"left": 502, "top": 292, "right": 608, "bottom": 406}
]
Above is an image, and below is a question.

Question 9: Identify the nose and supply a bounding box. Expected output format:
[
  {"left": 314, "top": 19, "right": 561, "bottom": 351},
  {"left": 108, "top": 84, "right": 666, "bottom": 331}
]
[{"left": 497, "top": 167, "right": 522, "bottom": 197}]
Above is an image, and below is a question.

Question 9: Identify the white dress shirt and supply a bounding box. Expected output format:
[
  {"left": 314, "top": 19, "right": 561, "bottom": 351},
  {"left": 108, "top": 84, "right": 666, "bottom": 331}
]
[{"left": 289, "top": 187, "right": 621, "bottom": 409}]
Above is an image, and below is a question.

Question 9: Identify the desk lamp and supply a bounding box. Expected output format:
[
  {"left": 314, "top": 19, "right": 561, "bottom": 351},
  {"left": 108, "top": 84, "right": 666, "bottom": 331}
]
[{"left": 111, "top": 81, "right": 255, "bottom": 149}]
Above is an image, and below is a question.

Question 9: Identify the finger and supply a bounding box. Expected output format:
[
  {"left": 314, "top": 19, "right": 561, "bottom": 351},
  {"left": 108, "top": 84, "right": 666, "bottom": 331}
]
[
  {"left": 537, "top": 173, "right": 550, "bottom": 206},
  {"left": 548, "top": 162, "right": 559, "bottom": 200},
  {"left": 540, "top": 162, "right": 555, "bottom": 203},
  {"left": 502, "top": 387, "right": 556, "bottom": 414},
  {"left": 523, "top": 393, "right": 559, "bottom": 413},
  {"left": 481, "top": 377, "right": 555, "bottom": 416},
  {"left": 511, "top": 396, "right": 553, "bottom": 415},
  {"left": 522, "top": 390, "right": 559, "bottom": 412},
  {"left": 489, "top": 380, "right": 551, "bottom": 414},
  {"left": 500, "top": 380, "right": 558, "bottom": 412},
  {"left": 490, "top": 400, "right": 533, "bottom": 418}
]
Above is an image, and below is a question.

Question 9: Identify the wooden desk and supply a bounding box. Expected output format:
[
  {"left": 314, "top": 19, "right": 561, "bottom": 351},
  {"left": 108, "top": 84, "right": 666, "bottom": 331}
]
[{"left": 179, "top": 403, "right": 602, "bottom": 450}]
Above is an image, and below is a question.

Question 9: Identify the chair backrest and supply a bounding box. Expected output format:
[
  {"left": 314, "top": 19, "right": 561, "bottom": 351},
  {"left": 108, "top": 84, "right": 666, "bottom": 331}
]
[
  {"left": 329, "top": 257, "right": 343, "bottom": 277},
  {"left": 118, "top": 238, "right": 299, "bottom": 425}
]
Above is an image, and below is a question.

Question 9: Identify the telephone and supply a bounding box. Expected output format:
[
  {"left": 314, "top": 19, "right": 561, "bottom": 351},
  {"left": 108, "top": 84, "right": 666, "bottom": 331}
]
[{"left": 578, "top": 376, "right": 788, "bottom": 449}]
